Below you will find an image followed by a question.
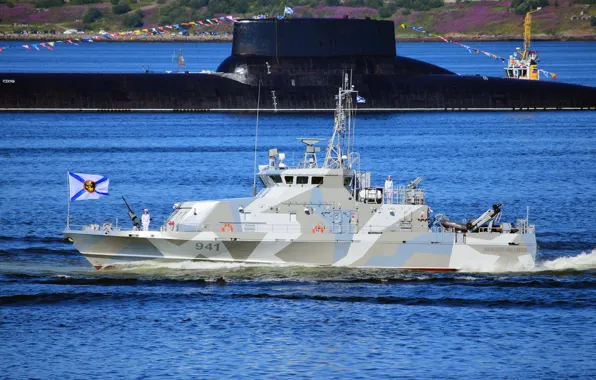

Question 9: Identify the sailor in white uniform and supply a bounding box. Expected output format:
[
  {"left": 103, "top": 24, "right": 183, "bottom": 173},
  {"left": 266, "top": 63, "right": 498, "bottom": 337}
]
[
  {"left": 142, "top": 209, "right": 151, "bottom": 231},
  {"left": 384, "top": 175, "right": 394, "bottom": 204}
]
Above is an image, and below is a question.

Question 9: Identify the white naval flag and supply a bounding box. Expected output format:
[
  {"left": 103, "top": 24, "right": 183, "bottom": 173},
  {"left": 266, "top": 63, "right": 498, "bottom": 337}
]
[{"left": 68, "top": 172, "right": 109, "bottom": 201}]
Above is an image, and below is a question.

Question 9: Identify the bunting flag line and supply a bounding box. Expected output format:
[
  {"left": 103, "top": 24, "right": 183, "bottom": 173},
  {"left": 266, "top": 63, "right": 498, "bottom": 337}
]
[
  {"left": 399, "top": 22, "right": 556, "bottom": 80},
  {"left": 539, "top": 69, "right": 557, "bottom": 80},
  {"left": 0, "top": 15, "right": 238, "bottom": 54}
]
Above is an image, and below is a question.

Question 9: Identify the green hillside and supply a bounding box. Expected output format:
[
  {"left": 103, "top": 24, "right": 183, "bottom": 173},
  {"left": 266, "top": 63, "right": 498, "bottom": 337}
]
[{"left": 0, "top": 0, "right": 594, "bottom": 39}]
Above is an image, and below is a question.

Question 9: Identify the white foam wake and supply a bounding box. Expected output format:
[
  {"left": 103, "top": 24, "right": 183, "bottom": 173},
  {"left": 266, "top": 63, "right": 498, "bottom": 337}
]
[
  {"left": 119, "top": 259, "right": 302, "bottom": 271},
  {"left": 535, "top": 249, "right": 596, "bottom": 271}
]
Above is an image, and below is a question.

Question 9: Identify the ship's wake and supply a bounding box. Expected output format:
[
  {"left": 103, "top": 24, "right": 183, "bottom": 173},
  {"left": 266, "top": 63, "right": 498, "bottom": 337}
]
[
  {"left": 113, "top": 250, "right": 596, "bottom": 275},
  {"left": 534, "top": 249, "right": 596, "bottom": 272}
]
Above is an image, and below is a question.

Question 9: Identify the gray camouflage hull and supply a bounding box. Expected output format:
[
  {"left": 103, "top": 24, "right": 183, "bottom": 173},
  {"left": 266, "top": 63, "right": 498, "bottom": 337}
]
[{"left": 65, "top": 227, "right": 536, "bottom": 271}]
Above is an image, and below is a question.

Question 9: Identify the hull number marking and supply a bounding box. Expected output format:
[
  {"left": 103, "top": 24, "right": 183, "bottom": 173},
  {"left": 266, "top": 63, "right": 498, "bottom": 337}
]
[{"left": 196, "top": 242, "right": 220, "bottom": 251}]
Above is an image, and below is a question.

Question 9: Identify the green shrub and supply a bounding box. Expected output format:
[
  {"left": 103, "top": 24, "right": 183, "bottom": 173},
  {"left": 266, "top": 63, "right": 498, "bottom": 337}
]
[
  {"left": 379, "top": 6, "right": 393, "bottom": 18},
  {"left": 113, "top": 2, "right": 132, "bottom": 15},
  {"left": 110, "top": 0, "right": 120, "bottom": 5},
  {"left": 83, "top": 7, "right": 102, "bottom": 24},
  {"left": 159, "top": 3, "right": 190, "bottom": 25},
  {"left": 233, "top": 0, "right": 249, "bottom": 13},
  {"left": 365, "top": 0, "right": 383, "bottom": 8},
  {"left": 511, "top": 0, "right": 549, "bottom": 15},
  {"left": 208, "top": 0, "right": 230, "bottom": 14},
  {"left": 123, "top": 10, "right": 144, "bottom": 28},
  {"left": 34, "top": 0, "right": 64, "bottom": 8},
  {"left": 395, "top": 0, "right": 444, "bottom": 12},
  {"left": 157, "top": 0, "right": 167, "bottom": 3},
  {"left": 70, "top": 0, "right": 102, "bottom": 4},
  {"left": 189, "top": 0, "right": 208, "bottom": 8},
  {"left": 191, "top": 8, "right": 211, "bottom": 19}
]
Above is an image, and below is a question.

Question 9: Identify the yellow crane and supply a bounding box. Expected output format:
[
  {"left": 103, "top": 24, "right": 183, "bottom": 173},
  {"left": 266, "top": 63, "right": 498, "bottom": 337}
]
[{"left": 521, "top": 7, "right": 541, "bottom": 61}]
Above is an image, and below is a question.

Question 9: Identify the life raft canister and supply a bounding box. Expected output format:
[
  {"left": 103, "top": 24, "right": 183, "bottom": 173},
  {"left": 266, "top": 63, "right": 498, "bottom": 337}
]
[
  {"left": 312, "top": 224, "right": 325, "bottom": 234},
  {"left": 221, "top": 223, "right": 234, "bottom": 232}
]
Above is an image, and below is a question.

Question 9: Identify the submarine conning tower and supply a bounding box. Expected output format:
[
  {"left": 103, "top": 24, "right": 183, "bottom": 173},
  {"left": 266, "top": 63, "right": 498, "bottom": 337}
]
[{"left": 216, "top": 18, "right": 454, "bottom": 76}]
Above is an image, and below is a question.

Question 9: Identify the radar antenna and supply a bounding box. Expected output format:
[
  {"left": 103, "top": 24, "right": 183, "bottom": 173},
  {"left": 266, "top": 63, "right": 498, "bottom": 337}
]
[{"left": 323, "top": 73, "right": 358, "bottom": 169}]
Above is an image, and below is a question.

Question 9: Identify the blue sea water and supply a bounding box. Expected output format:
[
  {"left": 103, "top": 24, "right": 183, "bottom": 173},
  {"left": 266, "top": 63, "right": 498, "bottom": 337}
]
[{"left": 0, "top": 42, "right": 595, "bottom": 379}]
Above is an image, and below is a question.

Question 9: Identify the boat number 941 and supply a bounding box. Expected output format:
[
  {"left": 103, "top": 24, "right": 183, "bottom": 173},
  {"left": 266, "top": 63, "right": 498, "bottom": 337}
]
[{"left": 196, "top": 242, "right": 220, "bottom": 251}]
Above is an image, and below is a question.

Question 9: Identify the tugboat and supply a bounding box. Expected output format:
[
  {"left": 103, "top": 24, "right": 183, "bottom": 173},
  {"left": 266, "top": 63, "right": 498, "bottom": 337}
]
[
  {"left": 64, "top": 75, "right": 537, "bottom": 271},
  {"left": 504, "top": 8, "right": 542, "bottom": 81}
]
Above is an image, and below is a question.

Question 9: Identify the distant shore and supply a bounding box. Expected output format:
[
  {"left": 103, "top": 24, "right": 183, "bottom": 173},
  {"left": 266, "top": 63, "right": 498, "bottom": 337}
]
[{"left": 1, "top": 33, "right": 595, "bottom": 43}]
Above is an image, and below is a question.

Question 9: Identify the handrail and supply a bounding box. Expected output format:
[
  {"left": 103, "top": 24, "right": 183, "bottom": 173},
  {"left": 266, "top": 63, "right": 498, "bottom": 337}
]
[{"left": 67, "top": 221, "right": 536, "bottom": 235}]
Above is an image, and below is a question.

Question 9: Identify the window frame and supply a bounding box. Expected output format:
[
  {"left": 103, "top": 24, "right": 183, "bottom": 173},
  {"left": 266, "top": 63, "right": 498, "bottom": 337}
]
[
  {"left": 311, "top": 176, "right": 324, "bottom": 185},
  {"left": 296, "top": 176, "right": 309, "bottom": 185},
  {"left": 270, "top": 175, "right": 283, "bottom": 184}
]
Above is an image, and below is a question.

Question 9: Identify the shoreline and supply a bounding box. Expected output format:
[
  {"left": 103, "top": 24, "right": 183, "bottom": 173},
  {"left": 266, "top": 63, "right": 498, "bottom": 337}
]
[{"left": 2, "top": 34, "right": 596, "bottom": 43}]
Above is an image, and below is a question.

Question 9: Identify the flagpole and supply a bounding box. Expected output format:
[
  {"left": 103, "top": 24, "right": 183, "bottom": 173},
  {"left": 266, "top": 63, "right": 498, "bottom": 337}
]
[
  {"left": 66, "top": 172, "right": 71, "bottom": 231},
  {"left": 252, "top": 80, "right": 261, "bottom": 197}
]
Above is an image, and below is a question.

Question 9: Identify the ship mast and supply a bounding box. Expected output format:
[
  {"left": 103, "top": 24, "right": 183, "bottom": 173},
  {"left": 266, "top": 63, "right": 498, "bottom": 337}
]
[
  {"left": 521, "top": 8, "right": 541, "bottom": 61},
  {"left": 323, "top": 74, "right": 357, "bottom": 169}
]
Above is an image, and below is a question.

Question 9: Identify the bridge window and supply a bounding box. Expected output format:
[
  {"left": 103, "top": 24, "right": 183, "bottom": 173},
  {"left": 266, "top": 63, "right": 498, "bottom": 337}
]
[
  {"left": 284, "top": 176, "right": 294, "bottom": 184},
  {"left": 344, "top": 176, "right": 353, "bottom": 186},
  {"left": 270, "top": 175, "right": 282, "bottom": 184},
  {"left": 311, "top": 177, "right": 324, "bottom": 185},
  {"left": 296, "top": 176, "right": 309, "bottom": 185}
]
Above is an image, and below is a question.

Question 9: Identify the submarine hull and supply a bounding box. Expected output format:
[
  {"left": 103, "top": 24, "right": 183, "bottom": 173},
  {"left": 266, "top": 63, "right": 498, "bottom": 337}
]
[
  {"left": 2, "top": 71, "right": 595, "bottom": 112},
  {"left": 1, "top": 18, "right": 595, "bottom": 112}
]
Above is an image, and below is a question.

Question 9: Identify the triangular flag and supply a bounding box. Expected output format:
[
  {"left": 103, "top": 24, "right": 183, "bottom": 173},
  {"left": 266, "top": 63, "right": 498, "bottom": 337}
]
[{"left": 40, "top": 43, "right": 54, "bottom": 51}]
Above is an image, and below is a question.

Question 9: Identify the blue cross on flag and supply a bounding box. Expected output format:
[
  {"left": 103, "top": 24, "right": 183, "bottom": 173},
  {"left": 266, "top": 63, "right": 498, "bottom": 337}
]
[
  {"left": 68, "top": 172, "right": 109, "bottom": 201},
  {"left": 357, "top": 95, "right": 366, "bottom": 104},
  {"left": 284, "top": 7, "right": 294, "bottom": 15}
]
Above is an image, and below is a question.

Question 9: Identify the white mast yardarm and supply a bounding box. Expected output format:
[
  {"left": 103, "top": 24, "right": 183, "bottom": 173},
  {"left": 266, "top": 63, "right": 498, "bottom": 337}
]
[{"left": 323, "top": 73, "right": 357, "bottom": 169}]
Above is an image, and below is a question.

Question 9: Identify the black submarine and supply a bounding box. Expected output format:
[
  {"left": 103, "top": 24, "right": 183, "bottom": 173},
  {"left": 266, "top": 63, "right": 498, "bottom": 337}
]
[{"left": 1, "top": 18, "right": 595, "bottom": 112}]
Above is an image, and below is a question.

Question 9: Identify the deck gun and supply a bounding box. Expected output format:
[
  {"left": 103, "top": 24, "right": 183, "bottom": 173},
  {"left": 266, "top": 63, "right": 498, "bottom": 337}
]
[
  {"left": 466, "top": 202, "right": 504, "bottom": 232},
  {"left": 122, "top": 196, "right": 142, "bottom": 229},
  {"left": 408, "top": 176, "right": 422, "bottom": 189}
]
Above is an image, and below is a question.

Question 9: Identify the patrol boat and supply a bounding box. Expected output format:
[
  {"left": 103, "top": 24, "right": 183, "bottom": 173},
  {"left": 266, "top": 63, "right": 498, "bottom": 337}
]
[{"left": 64, "top": 77, "right": 537, "bottom": 271}]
